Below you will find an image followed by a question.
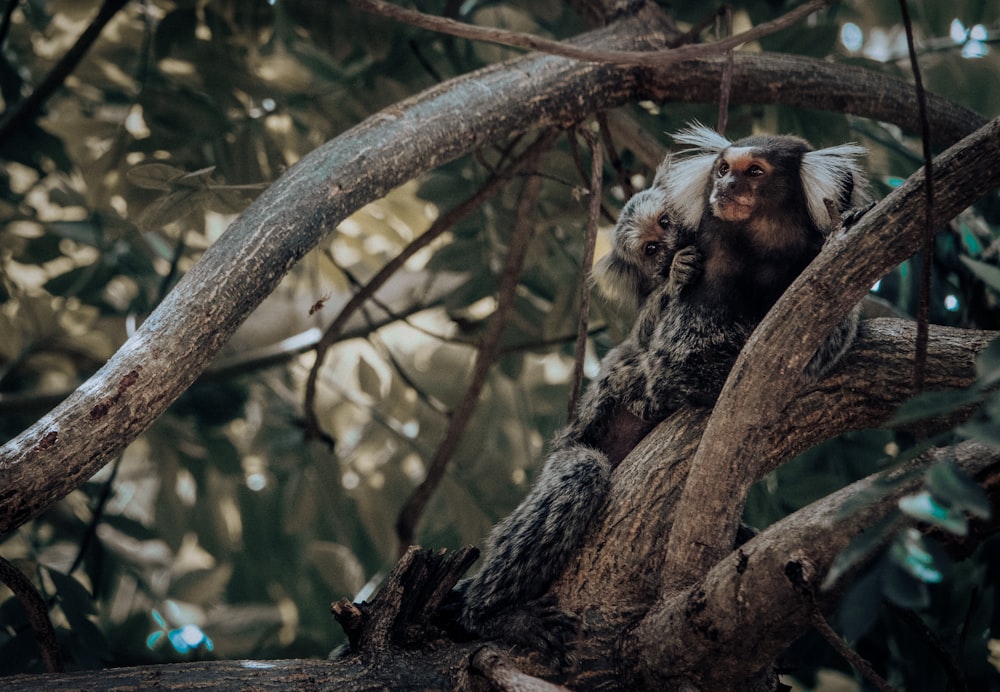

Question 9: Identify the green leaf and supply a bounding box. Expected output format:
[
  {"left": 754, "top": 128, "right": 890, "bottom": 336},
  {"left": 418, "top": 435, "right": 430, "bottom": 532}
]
[
  {"left": 882, "top": 560, "right": 930, "bottom": 609},
  {"left": 898, "top": 491, "right": 968, "bottom": 535},
  {"left": 925, "top": 461, "right": 991, "bottom": 519},
  {"left": 960, "top": 256, "right": 1000, "bottom": 293},
  {"left": 821, "top": 513, "right": 899, "bottom": 591},
  {"left": 44, "top": 567, "right": 97, "bottom": 634},
  {"left": 957, "top": 420, "right": 1000, "bottom": 448},
  {"left": 206, "top": 187, "right": 254, "bottom": 215},
  {"left": 48, "top": 220, "right": 101, "bottom": 246},
  {"left": 890, "top": 528, "right": 943, "bottom": 583},
  {"left": 137, "top": 189, "right": 204, "bottom": 230},
  {"left": 127, "top": 163, "right": 186, "bottom": 190},
  {"left": 975, "top": 336, "right": 1000, "bottom": 388},
  {"left": 357, "top": 356, "right": 384, "bottom": 400},
  {"left": 837, "top": 566, "right": 882, "bottom": 642}
]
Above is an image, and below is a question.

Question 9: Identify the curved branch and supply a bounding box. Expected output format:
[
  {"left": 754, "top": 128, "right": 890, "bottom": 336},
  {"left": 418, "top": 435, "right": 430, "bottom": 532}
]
[
  {"left": 0, "top": 557, "right": 63, "bottom": 673},
  {"left": 645, "top": 51, "right": 985, "bottom": 149},
  {"left": 664, "top": 116, "right": 1000, "bottom": 588},
  {"left": 0, "top": 13, "right": 987, "bottom": 536},
  {"left": 0, "top": 15, "right": 666, "bottom": 536},
  {"left": 556, "top": 320, "right": 994, "bottom": 614},
  {"left": 633, "top": 441, "right": 1000, "bottom": 689}
]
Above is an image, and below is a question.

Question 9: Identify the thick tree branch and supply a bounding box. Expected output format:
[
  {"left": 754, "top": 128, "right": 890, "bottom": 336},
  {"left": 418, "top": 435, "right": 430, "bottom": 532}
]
[
  {"left": 644, "top": 52, "right": 985, "bottom": 149},
  {"left": 2, "top": 321, "right": 994, "bottom": 692},
  {"left": 633, "top": 441, "right": 999, "bottom": 689},
  {"left": 557, "top": 320, "right": 994, "bottom": 614},
  {"left": 664, "top": 116, "right": 1000, "bottom": 589},
  {"left": 0, "top": 12, "right": 986, "bottom": 539}
]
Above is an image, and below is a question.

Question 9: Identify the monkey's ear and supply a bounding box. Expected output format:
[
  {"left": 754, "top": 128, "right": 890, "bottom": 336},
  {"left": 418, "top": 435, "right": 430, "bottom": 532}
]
[
  {"left": 666, "top": 123, "right": 730, "bottom": 229},
  {"left": 650, "top": 154, "right": 672, "bottom": 190},
  {"left": 591, "top": 252, "right": 641, "bottom": 312},
  {"left": 800, "top": 143, "right": 870, "bottom": 233}
]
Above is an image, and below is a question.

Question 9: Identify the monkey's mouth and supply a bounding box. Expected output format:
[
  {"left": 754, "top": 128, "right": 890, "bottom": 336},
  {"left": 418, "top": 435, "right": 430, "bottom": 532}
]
[{"left": 711, "top": 194, "right": 754, "bottom": 222}]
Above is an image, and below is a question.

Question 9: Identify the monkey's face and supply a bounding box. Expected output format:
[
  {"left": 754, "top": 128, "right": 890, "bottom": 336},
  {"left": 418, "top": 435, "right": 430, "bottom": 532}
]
[
  {"left": 592, "top": 187, "right": 679, "bottom": 309},
  {"left": 614, "top": 187, "right": 677, "bottom": 276},
  {"left": 708, "top": 148, "right": 777, "bottom": 223}
]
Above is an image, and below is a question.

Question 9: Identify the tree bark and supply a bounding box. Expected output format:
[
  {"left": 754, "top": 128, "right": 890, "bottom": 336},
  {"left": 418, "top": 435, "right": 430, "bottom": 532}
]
[
  {"left": 2, "top": 3, "right": 998, "bottom": 690},
  {"left": 4, "top": 320, "right": 995, "bottom": 691},
  {"left": 0, "top": 9, "right": 988, "bottom": 537},
  {"left": 664, "top": 116, "right": 1000, "bottom": 590}
]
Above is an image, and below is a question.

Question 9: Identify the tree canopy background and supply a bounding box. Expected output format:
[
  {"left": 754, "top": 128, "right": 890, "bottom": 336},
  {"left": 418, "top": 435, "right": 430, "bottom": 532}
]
[{"left": 1, "top": 0, "right": 999, "bottom": 689}]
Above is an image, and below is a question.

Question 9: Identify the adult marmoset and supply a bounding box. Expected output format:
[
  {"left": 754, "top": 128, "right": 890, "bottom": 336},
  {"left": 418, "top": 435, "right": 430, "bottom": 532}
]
[
  {"left": 458, "top": 127, "right": 869, "bottom": 660},
  {"left": 662, "top": 123, "right": 869, "bottom": 383}
]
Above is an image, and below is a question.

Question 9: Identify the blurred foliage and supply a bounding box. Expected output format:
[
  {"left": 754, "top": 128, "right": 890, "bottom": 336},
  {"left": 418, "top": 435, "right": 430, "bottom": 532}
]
[{"left": 0, "top": 0, "right": 998, "bottom": 688}]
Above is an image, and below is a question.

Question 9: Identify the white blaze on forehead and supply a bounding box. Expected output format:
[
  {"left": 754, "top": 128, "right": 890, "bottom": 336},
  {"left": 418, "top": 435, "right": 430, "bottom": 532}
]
[{"left": 719, "top": 145, "right": 758, "bottom": 161}]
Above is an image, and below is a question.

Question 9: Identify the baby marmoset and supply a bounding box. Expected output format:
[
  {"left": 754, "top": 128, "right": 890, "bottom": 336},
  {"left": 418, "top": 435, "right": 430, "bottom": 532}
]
[
  {"left": 458, "top": 158, "right": 699, "bottom": 657},
  {"left": 459, "top": 126, "right": 869, "bottom": 658}
]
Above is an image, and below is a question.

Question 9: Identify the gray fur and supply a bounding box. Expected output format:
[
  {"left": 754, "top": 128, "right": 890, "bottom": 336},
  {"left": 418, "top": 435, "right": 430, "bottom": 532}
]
[
  {"left": 459, "top": 129, "right": 869, "bottom": 659},
  {"left": 592, "top": 157, "right": 682, "bottom": 311},
  {"left": 460, "top": 189, "right": 703, "bottom": 658}
]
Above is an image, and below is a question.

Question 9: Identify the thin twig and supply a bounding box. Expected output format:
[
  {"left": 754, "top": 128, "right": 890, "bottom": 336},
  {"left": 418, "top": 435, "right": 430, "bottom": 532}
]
[
  {"left": 885, "top": 602, "right": 969, "bottom": 692},
  {"left": 596, "top": 112, "right": 631, "bottom": 199},
  {"left": 349, "top": 0, "right": 833, "bottom": 68},
  {"left": 568, "top": 128, "right": 603, "bottom": 421},
  {"left": 302, "top": 134, "right": 561, "bottom": 442},
  {"left": 0, "top": 0, "right": 130, "bottom": 142},
  {"left": 0, "top": 556, "right": 63, "bottom": 673},
  {"left": 68, "top": 455, "right": 122, "bottom": 576},
  {"left": 717, "top": 6, "right": 734, "bottom": 134},
  {"left": 898, "top": 0, "right": 935, "bottom": 395},
  {"left": 810, "top": 608, "right": 898, "bottom": 692},
  {"left": 394, "top": 129, "right": 558, "bottom": 550}
]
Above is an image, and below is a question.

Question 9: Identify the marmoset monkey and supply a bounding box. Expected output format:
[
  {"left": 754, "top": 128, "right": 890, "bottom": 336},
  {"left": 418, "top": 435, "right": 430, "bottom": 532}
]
[
  {"left": 663, "top": 123, "right": 868, "bottom": 382},
  {"left": 458, "top": 126, "right": 869, "bottom": 660},
  {"left": 592, "top": 159, "right": 698, "bottom": 312},
  {"left": 458, "top": 160, "right": 699, "bottom": 659}
]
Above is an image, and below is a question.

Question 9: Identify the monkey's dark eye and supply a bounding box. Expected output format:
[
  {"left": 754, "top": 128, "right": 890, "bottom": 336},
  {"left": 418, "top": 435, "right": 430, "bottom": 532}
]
[
  {"left": 747, "top": 164, "right": 765, "bottom": 177},
  {"left": 717, "top": 162, "right": 729, "bottom": 176},
  {"left": 657, "top": 215, "right": 671, "bottom": 230},
  {"left": 643, "top": 242, "right": 660, "bottom": 256}
]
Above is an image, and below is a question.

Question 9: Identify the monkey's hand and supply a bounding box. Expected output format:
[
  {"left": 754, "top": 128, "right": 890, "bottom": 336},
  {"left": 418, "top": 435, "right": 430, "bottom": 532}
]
[
  {"left": 463, "top": 596, "right": 580, "bottom": 667},
  {"left": 666, "top": 245, "right": 703, "bottom": 296},
  {"left": 838, "top": 201, "right": 876, "bottom": 232}
]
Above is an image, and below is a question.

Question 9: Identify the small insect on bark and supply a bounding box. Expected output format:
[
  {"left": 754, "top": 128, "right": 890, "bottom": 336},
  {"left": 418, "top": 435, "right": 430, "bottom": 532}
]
[{"left": 308, "top": 293, "right": 331, "bottom": 316}]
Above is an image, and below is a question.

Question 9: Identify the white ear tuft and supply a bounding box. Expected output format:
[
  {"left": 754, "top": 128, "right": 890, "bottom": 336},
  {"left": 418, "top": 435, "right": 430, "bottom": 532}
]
[
  {"left": 671, "top": 121, "right": 732, "bottom": 153},
  {"left": 801, "top": 143, "right": 869, "bottom": 233},
  {"left": 651, "top": 153, "right": 672, "bottom": 190},
  {"left": 664, "top": 123, "right": 731, "bottom": 228}
]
